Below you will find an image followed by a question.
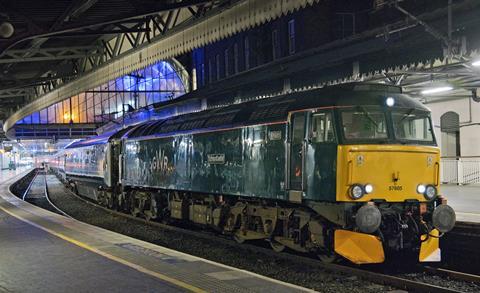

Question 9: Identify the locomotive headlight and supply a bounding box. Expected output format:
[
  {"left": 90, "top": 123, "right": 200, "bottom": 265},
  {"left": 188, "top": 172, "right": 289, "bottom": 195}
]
[
  {"left": 364, "top": 184, "right": 373, "bottom": 194},
  {"left": 424, "top": 185, "right": 437, "bottom": 200},
  {"left": 417, "top": 184, "right": 426, "bottom": 194},
  {"left": 385, "top": 97, "right": 395, "bottom": 107},
  {"left": 349, "top": 184, "right": 364, "bottom": 200}
]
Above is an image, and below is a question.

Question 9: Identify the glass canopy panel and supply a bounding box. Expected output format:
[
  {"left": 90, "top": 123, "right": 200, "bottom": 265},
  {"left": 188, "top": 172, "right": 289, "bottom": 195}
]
[{"left": 16, "top": 60, "right": 186, "bottom": 125}]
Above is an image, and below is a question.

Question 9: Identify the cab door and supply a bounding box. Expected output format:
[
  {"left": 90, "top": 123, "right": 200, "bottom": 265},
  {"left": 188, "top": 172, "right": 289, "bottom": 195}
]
[
  {"left": 288, "top": 112, "right": 307, "bottom": 202},
  {"left": 304, "top": 110, "right": 337, "bottom": 201}
]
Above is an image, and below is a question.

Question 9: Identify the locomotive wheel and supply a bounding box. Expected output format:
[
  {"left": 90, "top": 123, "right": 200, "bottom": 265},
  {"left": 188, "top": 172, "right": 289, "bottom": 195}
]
[
  {"left": 115, "top": 193, "right": 125, "bottom": 211},
  {"left": 145, "top": 196, "right": 158, "bottom": 221},
  {"left": 269, "top": 240, "right": 286, "bottom": 253},
  {"left": 317, "top": 251, "right": 339, "bottom": 263},
  {"left": 130, "top": 205, "right": 139, "bottom": 217},
  {"left": 233, "top": 233, "right": 245, "bottom": 244},
  {"left": 106, "top": 194, "right": 115, "bottom": 209},
  {"left": 71, "top": 182, "right": 79, "bottom": 195},
  {"left": 128, "top": 195, "right": 140, "bottom": 217}
]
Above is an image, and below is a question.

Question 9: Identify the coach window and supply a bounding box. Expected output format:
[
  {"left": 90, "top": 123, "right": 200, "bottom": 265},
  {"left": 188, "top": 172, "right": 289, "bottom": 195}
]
[
  {"left": 224, "top": 48, "right": 230, "bottom": 77},
  {"left": 200, "top": 63, "right": 205, "bottom": 86},
  {"left": 272, "top": 29, "right": 279, "bottom": 60},
  {"left": 216, "top": 54, "right": 220, "bottom": 80},
  {"left": 288, "top": 19, "right": 296, "bottom": 55},
  {"left": 233, "top": 43, "right": 239, "bottom": 73},
  {"left": 208, "top": 59, "right": 213, "bottom": 83},
  {"left": 244, "top": 36, "right": 250, "bottom": 70},
  {"left": 311, "top": 112, "right": 335, "bottom": 143}
]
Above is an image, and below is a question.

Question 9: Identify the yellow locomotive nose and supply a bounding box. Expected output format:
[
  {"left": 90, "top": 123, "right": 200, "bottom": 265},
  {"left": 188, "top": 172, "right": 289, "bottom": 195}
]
[{"left": 336, "top": 144, "right": 440, "bottom": 202}]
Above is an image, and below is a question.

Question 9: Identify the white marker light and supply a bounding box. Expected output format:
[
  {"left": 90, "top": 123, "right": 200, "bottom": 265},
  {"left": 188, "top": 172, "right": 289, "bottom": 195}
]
[
  {"left": 386, "top": 97, "right": 395, "bottom": 107},
  {"left": 417, "top": 184, "right": 426, "bottom": 194},
  {"left": 472, "top": 60, "right": 480, "bottom": 67},
  {"left": 421, "top": 86, "right": 453, "bottom": 95},
  {"left": 365, "top": 184, "right": 374, "bottom": 194}
]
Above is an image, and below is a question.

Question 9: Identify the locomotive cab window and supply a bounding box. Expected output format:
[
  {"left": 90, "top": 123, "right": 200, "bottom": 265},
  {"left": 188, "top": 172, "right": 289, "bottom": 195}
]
[
  {"left": 310, "top": 112, "right": 335, "bottom": 143},
  {"left": 392, "top": 110, "right": 434, "bottom": 144},
  {"left": 341, "top": 107, "right": 388, "bottom": 140},
  {"left": 291, "top": 113, "right": 306, "bottom": 142}
]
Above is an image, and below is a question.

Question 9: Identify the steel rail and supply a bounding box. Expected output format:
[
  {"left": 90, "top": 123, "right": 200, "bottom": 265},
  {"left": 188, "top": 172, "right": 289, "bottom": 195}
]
[
  {"left": 423, "top": 266, "right": 480, "bottom": 284},
  {"left": 42, "top": 173, "right": 73, "bottom": 218},
  {"left": 21, "top": 169, "right": 38, "bottom": 201}
]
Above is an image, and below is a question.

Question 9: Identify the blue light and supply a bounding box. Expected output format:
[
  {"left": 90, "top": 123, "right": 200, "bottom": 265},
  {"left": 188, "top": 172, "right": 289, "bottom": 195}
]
[{"left": 16, "top": 59, "right": 186, "bottom": 126}]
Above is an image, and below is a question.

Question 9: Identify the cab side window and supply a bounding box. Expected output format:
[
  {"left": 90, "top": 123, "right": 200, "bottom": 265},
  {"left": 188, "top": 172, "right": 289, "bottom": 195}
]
[{"left": 311, "top": 112, "right": 335, "bottom": 143}]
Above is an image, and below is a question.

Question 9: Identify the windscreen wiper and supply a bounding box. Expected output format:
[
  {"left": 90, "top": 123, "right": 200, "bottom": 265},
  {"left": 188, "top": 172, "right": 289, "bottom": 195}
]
[
  {"left": 399, "top": 108, "right": 416, "bottom": 122},
  {"left": 359, "top": 106, "right": 378, "bottom": 127}
]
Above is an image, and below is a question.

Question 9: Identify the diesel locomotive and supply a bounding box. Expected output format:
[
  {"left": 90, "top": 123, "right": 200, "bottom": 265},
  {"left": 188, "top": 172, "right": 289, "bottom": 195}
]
[{"left": 50, "top": 83, "right": 456, "bottom": 264}]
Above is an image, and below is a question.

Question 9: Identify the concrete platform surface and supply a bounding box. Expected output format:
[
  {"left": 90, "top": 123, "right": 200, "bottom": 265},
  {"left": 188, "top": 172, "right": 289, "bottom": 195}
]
[
  {"left": 0, "top": 169, "right": 312, "bottom": 293},
  {"left": 442, "top": 184, "right": 480, "bottom": 223}
]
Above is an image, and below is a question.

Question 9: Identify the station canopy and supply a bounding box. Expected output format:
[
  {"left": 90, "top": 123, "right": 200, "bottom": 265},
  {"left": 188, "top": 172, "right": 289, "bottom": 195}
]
[{"left": 15, "top": 60, "right": 186, "bottom": 125}]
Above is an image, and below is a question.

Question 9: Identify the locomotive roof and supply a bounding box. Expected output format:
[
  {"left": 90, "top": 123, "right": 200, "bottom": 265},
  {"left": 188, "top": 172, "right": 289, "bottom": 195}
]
[
  {"left": 66, "top": 83, "right": 430, "bottom": 145},
  {"left": 66, "top": 125, "right": 133, "bottom": 149},
  {"left": 124, "top": 83, "right": 429, "bottom": 139}
]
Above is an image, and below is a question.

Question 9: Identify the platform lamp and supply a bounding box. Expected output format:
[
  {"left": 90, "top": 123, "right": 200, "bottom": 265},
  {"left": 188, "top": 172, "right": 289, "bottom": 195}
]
[{"left": 0, "top": 13, "right": 14, "bottom": 39}]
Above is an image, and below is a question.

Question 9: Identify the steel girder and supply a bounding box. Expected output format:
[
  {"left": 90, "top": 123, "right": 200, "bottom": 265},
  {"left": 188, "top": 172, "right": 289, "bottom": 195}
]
[
  {"left": 0, "top": 46, "right": 101, "bottom": 64},
  {"left": 0, "top": 88, "right": 32, "bottom": 99}
]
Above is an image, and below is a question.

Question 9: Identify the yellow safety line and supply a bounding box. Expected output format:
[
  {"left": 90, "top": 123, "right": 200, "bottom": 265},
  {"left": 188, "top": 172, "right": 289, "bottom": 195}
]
[
  {"left": 1, "top": 171, "right": 312, "bottom": 292},
  {"left": 0, "top": 200, "right": 206, "bottom": 293}
]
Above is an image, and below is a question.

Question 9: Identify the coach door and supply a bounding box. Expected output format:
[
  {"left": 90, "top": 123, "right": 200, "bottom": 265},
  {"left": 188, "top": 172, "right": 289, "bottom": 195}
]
[{"left": 288, "top": 112, "right": 306, "bottom": 202}]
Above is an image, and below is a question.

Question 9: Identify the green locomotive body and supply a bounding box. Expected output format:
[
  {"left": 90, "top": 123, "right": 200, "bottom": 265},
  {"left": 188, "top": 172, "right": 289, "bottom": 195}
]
[{"left": 54, "top": 83, "right": 456, "bottom": 264}]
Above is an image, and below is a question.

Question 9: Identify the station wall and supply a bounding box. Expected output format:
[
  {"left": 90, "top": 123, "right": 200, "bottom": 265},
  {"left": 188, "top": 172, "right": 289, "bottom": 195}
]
[
  {"left": 427, "top": 98, "right": 480, "bottom": 157},
  {"left": 192, "top": 1, "right": 375, "bottom": 89}
]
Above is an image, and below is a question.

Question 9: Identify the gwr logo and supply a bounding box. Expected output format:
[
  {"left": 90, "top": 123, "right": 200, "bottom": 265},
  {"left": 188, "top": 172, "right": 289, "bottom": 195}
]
[{"left": 150, "top": 148, "right": 169, "bottom": 173}]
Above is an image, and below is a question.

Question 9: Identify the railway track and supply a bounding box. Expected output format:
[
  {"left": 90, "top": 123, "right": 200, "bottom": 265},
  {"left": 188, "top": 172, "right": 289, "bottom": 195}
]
[
  {"left": 422, "top": 266, "right": 480, "bottom": 284},
  {"left": 15, "top": 171, "right": 480, "bottom": 292},
  {"left": 448, "top": 222, "right": 480, "bottom": 236},
  {"left": 22, "top": 170, "right": 72, "bottom": 218},
  {"left": 21, "top": 169, "right": 38, "bottom": 201},
  {"left": 441, "top": 221, "right": 480, "bottom": 275}
]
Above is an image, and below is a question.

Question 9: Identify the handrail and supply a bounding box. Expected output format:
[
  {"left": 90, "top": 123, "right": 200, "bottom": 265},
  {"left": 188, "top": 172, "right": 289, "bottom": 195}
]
[{"left": 441, "top": 156, "right": 480, "bottom": 159}]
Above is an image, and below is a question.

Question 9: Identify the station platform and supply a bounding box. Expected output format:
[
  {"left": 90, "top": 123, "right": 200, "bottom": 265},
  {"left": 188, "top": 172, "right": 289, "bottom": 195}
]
[
  {"left": 442, "top": 184, "right": 480, "bottom": 223},
  {"left": 0, "top": 169, "right": 311, "bottom": 293}
]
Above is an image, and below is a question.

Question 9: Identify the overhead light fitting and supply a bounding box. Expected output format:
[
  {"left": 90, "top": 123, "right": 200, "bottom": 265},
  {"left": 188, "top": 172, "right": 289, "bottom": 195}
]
[
  {"left": 0, "top": 21, "right": 14, "bottom": 38},
  {"left": 472, "top": 60, "right": 480, "bottom": 67},
  {"left": 385, "top": 97, "right": 395, "bottom": 107},
  {"left": 421, "top": 86, "right": 453, "bottom": 95}
]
